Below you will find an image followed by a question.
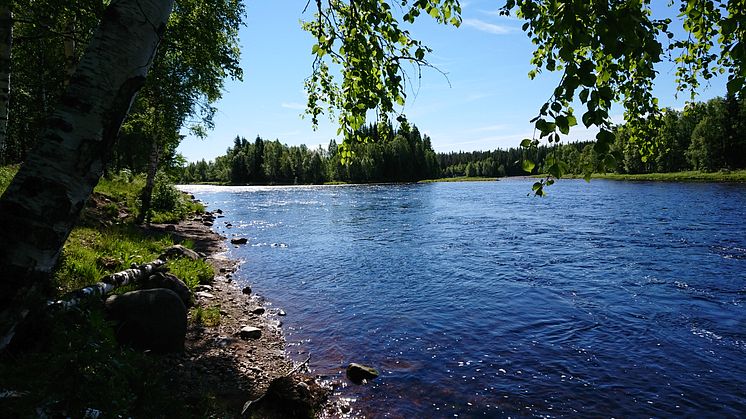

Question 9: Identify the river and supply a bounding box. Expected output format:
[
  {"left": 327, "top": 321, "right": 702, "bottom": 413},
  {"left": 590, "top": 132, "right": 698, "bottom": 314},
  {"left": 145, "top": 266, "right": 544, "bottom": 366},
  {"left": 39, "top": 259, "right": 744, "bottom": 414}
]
[{"left": 182, "top": 178, "right": 746, "bottom": 417}]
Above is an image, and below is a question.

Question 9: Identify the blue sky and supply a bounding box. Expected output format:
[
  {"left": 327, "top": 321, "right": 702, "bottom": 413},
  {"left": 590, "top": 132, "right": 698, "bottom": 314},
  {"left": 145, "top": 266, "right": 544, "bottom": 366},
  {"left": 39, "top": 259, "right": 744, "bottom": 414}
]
[{"left": 177, "top": 0, "right": 728, "bottom": 163}]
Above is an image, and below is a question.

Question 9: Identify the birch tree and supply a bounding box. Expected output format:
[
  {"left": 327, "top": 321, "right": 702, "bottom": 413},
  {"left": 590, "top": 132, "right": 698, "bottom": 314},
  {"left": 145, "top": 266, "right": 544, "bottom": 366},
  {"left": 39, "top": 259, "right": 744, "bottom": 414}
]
[
  {"left": 0, "top": 0, "right": 174, "bottom": 350},
  {"left": 0, "top": 5, "right": 11, "bottom": 160}
]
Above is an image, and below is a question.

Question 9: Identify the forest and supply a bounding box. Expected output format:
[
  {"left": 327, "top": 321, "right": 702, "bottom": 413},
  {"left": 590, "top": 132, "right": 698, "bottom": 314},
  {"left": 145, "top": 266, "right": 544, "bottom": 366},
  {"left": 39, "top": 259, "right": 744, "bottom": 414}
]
[
  {"left": 177, "top": 95, "right": 746, "bottom": 186},
  {"left": 440, "top": 95, "right": 746, "bottom": 179},
  {"left": 179, "top": 123, "right": 441, "bottom": 184}
]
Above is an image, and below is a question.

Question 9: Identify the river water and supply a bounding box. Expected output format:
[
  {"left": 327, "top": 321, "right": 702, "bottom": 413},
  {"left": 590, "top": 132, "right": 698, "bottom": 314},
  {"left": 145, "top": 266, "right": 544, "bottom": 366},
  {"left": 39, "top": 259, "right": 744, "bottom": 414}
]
[{"left": 182, "top": 179, "right": 746, "bottom": 417}]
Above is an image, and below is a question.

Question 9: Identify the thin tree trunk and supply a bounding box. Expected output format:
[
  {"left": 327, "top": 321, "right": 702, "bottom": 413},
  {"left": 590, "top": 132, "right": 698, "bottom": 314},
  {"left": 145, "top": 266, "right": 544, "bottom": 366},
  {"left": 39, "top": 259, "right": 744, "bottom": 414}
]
[
  {"left": 0, "top": 0, "right": 175, "bottom": 351},
  {"left": 63, "top": 18, "right": 77, "bottom": 85},
  {"left": 0, "top": 6, "right": 11, "bottom": 162},
  {"left": 138, "top": 136, "right": 160, "bottom": 225}
]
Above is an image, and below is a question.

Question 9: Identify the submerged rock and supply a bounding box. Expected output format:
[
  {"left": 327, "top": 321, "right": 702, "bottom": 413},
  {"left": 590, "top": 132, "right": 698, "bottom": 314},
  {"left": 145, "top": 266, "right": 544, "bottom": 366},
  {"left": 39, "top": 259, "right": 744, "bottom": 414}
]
[
  {"left": 231, "top": 237, "right": 248, "bottom": 245},
  {"left": 346, "top": 363, "right": 379, "bottom": 384}
]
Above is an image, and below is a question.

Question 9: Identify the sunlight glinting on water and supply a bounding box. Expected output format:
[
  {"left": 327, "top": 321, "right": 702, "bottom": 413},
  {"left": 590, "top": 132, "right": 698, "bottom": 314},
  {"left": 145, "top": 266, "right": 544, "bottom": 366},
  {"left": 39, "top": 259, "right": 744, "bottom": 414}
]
[{"left": 181, "top": 179, "right": 746, "bottom": 417}]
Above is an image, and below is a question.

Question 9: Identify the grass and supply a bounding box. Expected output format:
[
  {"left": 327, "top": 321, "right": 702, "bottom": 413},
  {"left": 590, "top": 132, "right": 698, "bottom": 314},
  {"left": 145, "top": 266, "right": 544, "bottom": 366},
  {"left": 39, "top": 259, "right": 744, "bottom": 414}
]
[
  {"left": 191, "top": 305, "right": 222, "bottom": 327},
  {"left": 419, "top": 176, "right": 499, "bottom": 183},
  {"left": 0, "top": 164, "right": 19, "bottom": 194},
  {"left": 53, "top": 225, "right": 176, "bottom": 293},
  {"left": 0, "top": 165, "right": 218, "bottom": 417},
  {"left": 169, "top": 257, "right": 215, "bottom": 290}
]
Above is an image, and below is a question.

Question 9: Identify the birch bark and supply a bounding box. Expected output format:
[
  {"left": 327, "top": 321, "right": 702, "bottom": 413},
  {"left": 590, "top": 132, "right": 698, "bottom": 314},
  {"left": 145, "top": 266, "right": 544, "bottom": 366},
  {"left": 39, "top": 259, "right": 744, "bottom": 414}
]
[
  {"left": 0, "top": 5, "right": 11, "bottom": 160},
  {"left": 0, "top": 0, "right": 175, "bottom": 351}
]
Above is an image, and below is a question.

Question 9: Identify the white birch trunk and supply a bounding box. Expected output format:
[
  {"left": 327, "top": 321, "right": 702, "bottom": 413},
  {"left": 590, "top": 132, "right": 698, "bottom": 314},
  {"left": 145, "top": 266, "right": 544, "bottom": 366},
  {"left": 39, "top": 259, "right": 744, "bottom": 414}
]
[
  {"left": 0, "top": 6, "right": 11, "bottom": 160},
  {"left": 0, "top": 0, "right": 175, "bottom": 351},
  {"left": 49, "top": 259, "right": 165, "bottom": 311}
]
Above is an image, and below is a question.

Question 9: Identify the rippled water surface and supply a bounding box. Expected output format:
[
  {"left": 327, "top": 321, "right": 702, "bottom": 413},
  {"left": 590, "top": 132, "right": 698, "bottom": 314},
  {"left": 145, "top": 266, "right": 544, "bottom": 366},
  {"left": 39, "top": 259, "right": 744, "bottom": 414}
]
[{"left": 183, "top": 179, "right": 746, "bottom": 417}]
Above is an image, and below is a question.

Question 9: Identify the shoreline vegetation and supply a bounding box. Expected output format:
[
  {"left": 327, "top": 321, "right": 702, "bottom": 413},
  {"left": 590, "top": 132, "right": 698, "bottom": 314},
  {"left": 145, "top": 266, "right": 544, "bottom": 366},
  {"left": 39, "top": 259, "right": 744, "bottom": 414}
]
[
  {"left": 179, "top": 169, "right": 746, "bottom": 187},
  {"left": 536, "top": 170, "right": 746, "bottom": 183},
  {"left": 173, "top": 96, "right": 746, "bottom": 188},
  {"left": 0, "top": 167, "right": 329, "bottom": 418}
]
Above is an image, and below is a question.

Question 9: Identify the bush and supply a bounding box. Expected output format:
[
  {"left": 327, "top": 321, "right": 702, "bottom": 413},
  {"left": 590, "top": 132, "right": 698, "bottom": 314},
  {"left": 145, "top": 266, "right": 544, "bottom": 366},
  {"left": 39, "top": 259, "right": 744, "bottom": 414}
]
[{"left": 152, "top": 172, "right": 184, "bottom": 213}]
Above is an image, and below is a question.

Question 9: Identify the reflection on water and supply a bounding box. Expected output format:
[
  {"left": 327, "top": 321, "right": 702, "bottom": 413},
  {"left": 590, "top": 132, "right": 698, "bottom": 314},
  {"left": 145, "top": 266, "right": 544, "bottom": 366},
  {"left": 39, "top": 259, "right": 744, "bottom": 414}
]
[{"left": 182, "top": 179, "right": 746, "bottom": 417}]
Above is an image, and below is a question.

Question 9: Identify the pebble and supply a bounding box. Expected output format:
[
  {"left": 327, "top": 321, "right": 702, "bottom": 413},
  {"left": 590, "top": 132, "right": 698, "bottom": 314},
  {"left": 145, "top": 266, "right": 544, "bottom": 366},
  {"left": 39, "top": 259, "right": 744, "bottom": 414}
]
[{"left": 195, "top": 291, "right": 215, "bottom": 299}]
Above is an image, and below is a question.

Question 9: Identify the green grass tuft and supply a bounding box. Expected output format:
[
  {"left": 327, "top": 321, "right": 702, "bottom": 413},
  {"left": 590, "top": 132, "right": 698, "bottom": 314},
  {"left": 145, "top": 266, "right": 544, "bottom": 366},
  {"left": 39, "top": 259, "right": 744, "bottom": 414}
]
[
  {"left": 54, "top": 225, "right": 174, "bottom": 293},
  {"left": 191, "top": 305, "right": 222, "bottom": 327},
  {"left": 168, "top": 258, "right": 215, "bottom": 290}
]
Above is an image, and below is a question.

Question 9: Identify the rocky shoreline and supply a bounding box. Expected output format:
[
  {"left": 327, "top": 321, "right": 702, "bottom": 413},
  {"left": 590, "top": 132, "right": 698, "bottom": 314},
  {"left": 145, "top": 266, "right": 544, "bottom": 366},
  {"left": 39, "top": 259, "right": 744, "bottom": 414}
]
[{"left": 148, "top": 211, "right": 329, "bottom": 417}]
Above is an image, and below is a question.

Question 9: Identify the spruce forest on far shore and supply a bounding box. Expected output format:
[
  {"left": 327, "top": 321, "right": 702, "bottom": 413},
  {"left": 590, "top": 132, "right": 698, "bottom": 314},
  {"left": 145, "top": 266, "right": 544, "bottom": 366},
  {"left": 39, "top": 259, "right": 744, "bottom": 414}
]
[{"left": 174, "top": 95, "right": 746, "bottom": 185}]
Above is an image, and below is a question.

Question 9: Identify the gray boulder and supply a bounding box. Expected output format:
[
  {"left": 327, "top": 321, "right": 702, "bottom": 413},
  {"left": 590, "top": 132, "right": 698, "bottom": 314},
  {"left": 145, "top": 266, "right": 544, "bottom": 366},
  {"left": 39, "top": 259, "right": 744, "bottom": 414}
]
[
  {"left": 142, "top": 272, "right": 194, "bottom": 308},
  {"left": 105, "top": 289, "right": 187, "bottom": 353},
  {"left": 159, "top": 244, "right": 200, "bottom": 261},
  {"left": 238, "top": 326, "right": 262, "bottom": 340}
]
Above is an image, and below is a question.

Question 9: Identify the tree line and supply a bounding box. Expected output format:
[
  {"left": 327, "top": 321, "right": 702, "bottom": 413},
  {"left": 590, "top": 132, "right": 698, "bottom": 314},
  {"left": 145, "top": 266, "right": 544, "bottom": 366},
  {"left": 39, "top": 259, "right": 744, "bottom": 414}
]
[
  {"left": 610, "top": 95, "right": 746, "bottom": 174},
  {"left": 438, "top": 95, "right": 746, "bottom": 179},
  {"left": 179, "top": 123, "right": 440, "bottom": 184}
]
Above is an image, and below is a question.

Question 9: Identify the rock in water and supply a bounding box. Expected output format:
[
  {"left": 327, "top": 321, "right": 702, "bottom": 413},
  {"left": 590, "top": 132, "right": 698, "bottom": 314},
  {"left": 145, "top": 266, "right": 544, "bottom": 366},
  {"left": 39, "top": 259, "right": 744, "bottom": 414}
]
[
  {"left": 239, "top": 326, "right": 262, "bottom": 340},
  {"left": 231, "top": 237, "right": 248, "bottom": 245},
  {"left": 346, "top": 363, "right": 379, "bottom": 384},
  {"left": 105, "top": 289, "right": 187, "bottom": 353},
  {"left": 142, "top": 272, "right": 194, "bottom": 308},
  {"left": 159, "top": 244, "right": 200, "bottom": 261}
]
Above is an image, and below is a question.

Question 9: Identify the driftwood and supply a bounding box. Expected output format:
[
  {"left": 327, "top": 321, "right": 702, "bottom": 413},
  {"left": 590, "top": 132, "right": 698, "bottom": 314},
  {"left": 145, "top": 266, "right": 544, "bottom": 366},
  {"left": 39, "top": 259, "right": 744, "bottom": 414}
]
[{"left": 47, "top": 259, "right": 166, "bottom": 310}]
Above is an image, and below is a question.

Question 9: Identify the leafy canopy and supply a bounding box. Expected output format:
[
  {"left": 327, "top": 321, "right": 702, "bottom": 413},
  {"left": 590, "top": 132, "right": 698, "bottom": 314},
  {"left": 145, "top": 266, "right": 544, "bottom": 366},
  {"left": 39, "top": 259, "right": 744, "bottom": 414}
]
[
  {"left": 303, "top": 0, "right": 746, "bottom": 192},
  {"left": 303, "top": 0, "right": 461, "bottom": 162}
]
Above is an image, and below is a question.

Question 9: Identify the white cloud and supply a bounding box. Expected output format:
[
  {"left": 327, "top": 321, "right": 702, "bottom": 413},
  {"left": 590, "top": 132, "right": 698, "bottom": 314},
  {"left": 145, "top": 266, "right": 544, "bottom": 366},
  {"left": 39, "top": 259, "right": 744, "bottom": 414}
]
[
  {"left": 462, "top": 18, "right": 513, "bottom": 35},
  {"left": 281, "top": 102, "right": 305, "bottom": 110}
]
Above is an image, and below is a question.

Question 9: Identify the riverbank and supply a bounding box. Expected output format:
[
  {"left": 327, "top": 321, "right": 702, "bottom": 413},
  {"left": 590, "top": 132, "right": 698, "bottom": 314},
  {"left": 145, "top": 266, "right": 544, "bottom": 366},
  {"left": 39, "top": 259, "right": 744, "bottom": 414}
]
[
  {"left": 419, "top": 176, "right": 499, "bottom": 183},
  {"left": 541, "top": 170, "right": 746, "bottom": 182},
  {"left": 0, "top": 170, "right": 329, "bottom": 417},
  {"left": 147, "top": 213, "right": 329, "bottom": 417}
]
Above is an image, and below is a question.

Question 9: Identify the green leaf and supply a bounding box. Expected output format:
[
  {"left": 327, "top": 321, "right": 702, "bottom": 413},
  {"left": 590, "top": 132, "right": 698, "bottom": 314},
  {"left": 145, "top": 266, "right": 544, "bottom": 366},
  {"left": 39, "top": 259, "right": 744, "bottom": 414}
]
[
  {"left": 603, "top": 154, "right": 618, "bottom": 171},
  {"left": 555, "top": 115, "right": 570, "bottom": 135},
  {"left": 548, "top": 163, "right": 562, "bottom": 179},
  {"left": 582, "top": 111, "right": 595, "bottom": 128},
  {"left": 522, "top": 158, "right": 536, "bottom": 173},
  {"left": 579, "top": 88, "right": 589, "bottom": 103},
  {"left": 520, "top": 139, "right": 533, "bottom": 148}
]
